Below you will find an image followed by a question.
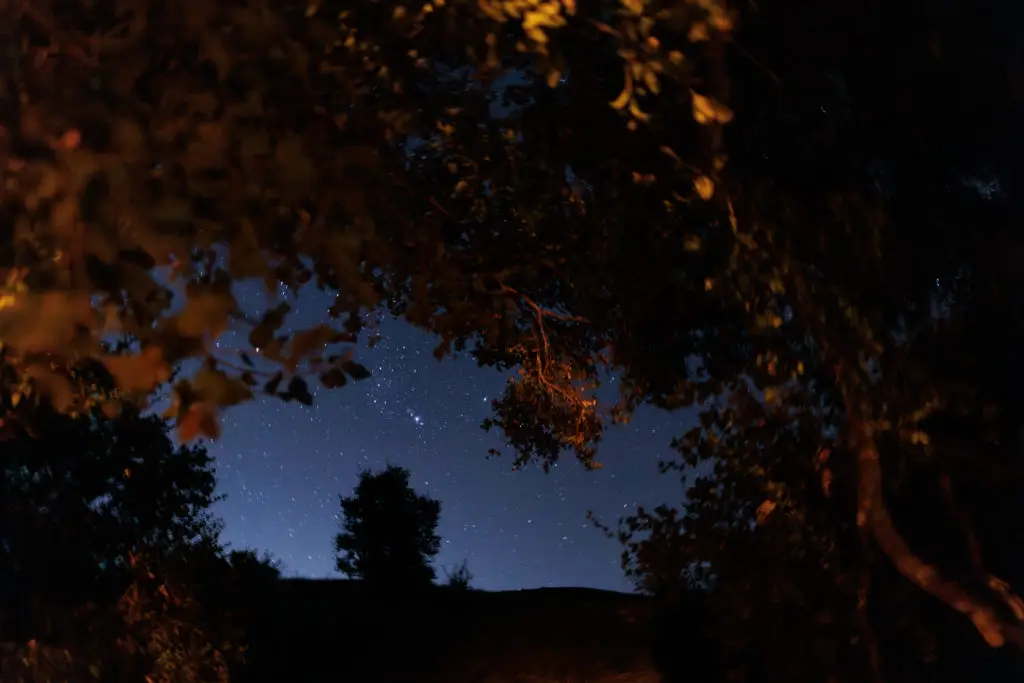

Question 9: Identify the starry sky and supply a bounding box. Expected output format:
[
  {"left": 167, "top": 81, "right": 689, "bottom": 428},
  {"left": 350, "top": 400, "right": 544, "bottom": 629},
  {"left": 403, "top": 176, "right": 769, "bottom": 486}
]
[{"left": 203, "top": 282, "right": 697, "bottom": 592}]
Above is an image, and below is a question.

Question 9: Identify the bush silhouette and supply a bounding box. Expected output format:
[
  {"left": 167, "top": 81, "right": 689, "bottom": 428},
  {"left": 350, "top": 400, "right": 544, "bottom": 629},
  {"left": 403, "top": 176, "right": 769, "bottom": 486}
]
[
  {"left": 228, "top": 548, "right": 283, "bottom": 585},
  {"left": 442, "top": 560, "right": 475, "bottom": 591},
  {"left": 334, "top": 464, "right": 441, "bottom": 590},
  {"left": 0, "top": 402, "right": 245, "bottom": 681}
]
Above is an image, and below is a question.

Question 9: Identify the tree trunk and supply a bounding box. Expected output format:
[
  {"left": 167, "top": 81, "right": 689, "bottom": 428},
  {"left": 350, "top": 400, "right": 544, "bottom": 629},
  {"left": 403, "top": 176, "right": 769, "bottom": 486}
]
[{"left": 850, "top": 412, "right": 1022, "bottom": 648}]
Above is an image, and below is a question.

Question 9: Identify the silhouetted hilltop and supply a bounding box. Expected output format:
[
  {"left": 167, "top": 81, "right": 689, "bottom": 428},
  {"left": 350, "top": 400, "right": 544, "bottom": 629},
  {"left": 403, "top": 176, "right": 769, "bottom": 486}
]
[{"left": 240, "top": 578, "right": 663, "bottom": 683}]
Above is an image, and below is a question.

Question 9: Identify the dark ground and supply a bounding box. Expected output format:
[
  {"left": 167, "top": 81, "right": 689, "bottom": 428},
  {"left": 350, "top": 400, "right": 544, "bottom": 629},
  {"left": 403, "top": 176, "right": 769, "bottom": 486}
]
[{"left": 238, "top": 579, "right": 666, "bottom": 683}]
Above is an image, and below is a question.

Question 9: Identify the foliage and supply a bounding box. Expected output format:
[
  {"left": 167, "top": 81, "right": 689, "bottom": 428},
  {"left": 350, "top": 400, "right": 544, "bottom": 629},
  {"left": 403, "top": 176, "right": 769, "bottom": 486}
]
[
  {"left": 334, "top": 465, "right": 442, "bottom": 589},
  {"left": 0, "top": 403, "right": 220, "bottom": 623},
  {"left": 441, "top": 559, "right": 475, "bottom": 591},
  {"left": 2, "top": 0, "right": 1023, "bottom": 678},
  {"left": 118, "top": 551, "right": 242, "bottom": 683},
  {"left": 0, "top": 402, "right": 245, "bottom": 681},
  {"left": 227, "top": 549, "right": 283, "bottom": 585}
]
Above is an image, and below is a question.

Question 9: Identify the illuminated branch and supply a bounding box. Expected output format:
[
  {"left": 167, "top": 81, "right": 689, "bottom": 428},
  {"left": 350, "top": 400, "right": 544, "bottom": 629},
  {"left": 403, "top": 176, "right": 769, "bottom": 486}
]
[
  {"left": 841, "top": 381, "right": 1024, "bottom": 648},
  {"left": 788, "top": 270, "right": 1024, "bottom": 651},
  {"left": 498, "top": 282, "right": 597, "bottom": 454},
  {"left": 497, "top": 283, "right": 589, "bottom": 383}
]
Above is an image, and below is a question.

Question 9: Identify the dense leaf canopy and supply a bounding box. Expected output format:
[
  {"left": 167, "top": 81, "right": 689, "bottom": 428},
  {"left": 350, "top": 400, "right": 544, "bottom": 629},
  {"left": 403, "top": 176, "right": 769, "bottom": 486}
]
[{"left": 1, "top": 0, "right": 1023, "bottom": 679}]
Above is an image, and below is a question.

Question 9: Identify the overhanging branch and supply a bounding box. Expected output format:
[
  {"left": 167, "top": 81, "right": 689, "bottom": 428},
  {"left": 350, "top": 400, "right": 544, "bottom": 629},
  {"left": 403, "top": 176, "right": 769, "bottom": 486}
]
[{"left": 845, "top": 397, "right": 1024, "bottom": 648}]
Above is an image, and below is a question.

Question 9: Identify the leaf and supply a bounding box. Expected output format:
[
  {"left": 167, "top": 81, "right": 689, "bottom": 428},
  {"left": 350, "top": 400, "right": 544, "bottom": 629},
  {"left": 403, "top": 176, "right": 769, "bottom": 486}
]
[
  {"left": 192, "top": 367, "right": 253, "bottom": 406},
  {"left": 274, "top": 135, "right": 315, "bottom": 199},
  {"left": 50, "top": 197, "right": 77, "bottom": 235},
  {"left": 610, "top": 71, "right": 633, "bottom": 110},
  {"left": 694, "top": 175, "right": 715, "bottom": 200},
  {"left": 199, "top": 31, "right": 233, "bottom": 81},
  {"left": 23, "top": 365, "right": 75, "bottom": 413},
  {"left": 178, "top": 401, "right": 220, "bottom": 442},
  {"left": 104, "top": 347, "right": 171, "bottom": 394},
  {"left": 0, "top": 292, "right": 94, "bottom": 354},
  {"left": 320, "top": 368, "right": 348, "bottom": 388},
  {"left": 688, "top": 22, "right": 710, "bottom": 42},
  {"left": 239, "top": 131, "right": 271, "bottom": 161},
  {"left": 628, "top": 99, "right": 651, "bottom": 122},
  {"left": 184, "top": 121, "right": 230, "bottom": 170},
  {"left": 150, "top": 196, "right": 193, "bottom": 225},
  {"left": 289, "top": 324, "right": 337, "bottom": 367},
  {"left": 111, "top": 118, "right": 146, "bottom": 162},
  {"left": 177, "top": 291, "right": 237, "bottom": 340},
  {"left": 285, "top": 376, "right": 314, "bottom": 405},
  {"left": 691, "top": 91, "right": 734, "bottom": 125},
  {"left": 342, "top": 360, "right": 372, "bottom": 380},
  {"left": 250, "top": 303, "right": 291, "bottom": 349},
  {"left": 755, "top": 499, "right": 777, "bottom": 524},
  {"left": 263, "top": 372, "right": 283, "bottom": 395}
]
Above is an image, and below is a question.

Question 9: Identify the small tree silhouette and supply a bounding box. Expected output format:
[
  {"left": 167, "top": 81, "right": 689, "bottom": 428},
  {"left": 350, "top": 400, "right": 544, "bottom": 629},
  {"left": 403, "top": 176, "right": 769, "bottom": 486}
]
[
  {"left": 334, "top": 465, "right": 441, "bottom": 589},
  {"left": 441, "top": 560, "right": 474, "bottom": 591}
]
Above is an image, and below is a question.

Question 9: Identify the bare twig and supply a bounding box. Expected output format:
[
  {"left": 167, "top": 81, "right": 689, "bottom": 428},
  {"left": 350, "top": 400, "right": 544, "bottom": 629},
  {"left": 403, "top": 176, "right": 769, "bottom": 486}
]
[{"left": 734, "top": 43, "right": 782, "bottom": 85}]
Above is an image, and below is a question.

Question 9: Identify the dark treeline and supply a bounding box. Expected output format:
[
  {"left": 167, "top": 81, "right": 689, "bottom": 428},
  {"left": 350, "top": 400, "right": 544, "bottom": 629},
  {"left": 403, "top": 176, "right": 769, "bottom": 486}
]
[
  {"left": 0, "top": 404, "right": 479, "bottom": 682},
  {"left": 3, "top": 398, "right": 1022, "bottom": 682}
]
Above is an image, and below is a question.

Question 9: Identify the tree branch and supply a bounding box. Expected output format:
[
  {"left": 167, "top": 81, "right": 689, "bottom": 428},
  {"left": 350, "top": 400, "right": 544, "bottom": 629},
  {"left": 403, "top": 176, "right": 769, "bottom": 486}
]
[{"left": 846, "top": 401, "right": 1024, "bottom": 648}]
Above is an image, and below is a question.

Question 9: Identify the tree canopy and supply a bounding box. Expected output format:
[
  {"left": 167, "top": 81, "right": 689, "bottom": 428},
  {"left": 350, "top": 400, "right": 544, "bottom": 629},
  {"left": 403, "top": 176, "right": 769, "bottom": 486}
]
[
  {"left": 334, "top": 464, "right": 442, "bottom": 588},
  {"left": 0, "top": 401, "right": 247, "bottom": 682},
  {"left": 1, "top": 0, "right": 1023, "bottom": 678},
  {"left": 0, "top": 402, "right": 219, "bottom": 618}
]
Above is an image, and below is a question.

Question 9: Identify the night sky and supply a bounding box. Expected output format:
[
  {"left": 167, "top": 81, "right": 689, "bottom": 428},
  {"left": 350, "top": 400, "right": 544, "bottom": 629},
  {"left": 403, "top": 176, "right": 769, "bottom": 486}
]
[{"left": 203, "top": 282, "right": 695, "bottom": 592}]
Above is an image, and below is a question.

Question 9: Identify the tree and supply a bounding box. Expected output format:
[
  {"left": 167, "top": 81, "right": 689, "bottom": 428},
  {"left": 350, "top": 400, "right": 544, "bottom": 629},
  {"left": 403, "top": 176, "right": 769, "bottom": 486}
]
[
  {"left": 0, "top": 403, "right": 220, "bottom": 625},
  {"left": 0, "top": 401, "right": 244, "bottom": 681},
  {"left": 1, "top": 0, "right": 1023, "bottom": 678},
  {"left": 334, "top": 465, "right": 442, "bottom": 589}
]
